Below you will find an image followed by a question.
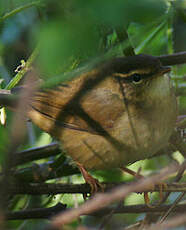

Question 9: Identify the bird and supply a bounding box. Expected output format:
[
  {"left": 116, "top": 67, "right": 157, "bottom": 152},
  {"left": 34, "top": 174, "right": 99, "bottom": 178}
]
[{"left": 28, "top": 54, "right": 177, "bottom": 198}]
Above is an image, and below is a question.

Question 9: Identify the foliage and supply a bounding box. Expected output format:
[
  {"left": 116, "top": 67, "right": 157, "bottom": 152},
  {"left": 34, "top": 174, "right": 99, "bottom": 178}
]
[{"left": 0, "top": 0, "right": 186, "bottom": 229}]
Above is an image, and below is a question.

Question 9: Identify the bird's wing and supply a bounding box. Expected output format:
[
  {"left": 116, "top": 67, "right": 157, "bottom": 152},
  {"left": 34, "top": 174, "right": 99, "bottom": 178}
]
[{"left": 29, "top": 70, "right": 125, "bottom": 138}]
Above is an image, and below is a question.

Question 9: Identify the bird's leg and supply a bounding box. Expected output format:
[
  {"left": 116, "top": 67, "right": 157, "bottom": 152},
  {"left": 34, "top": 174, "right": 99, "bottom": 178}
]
[
  {"left": 76, "top": 162, "right": 104, "bottom": 199},
  {"left": 120, "top": 167, "right": 167, "bottom": 208}
]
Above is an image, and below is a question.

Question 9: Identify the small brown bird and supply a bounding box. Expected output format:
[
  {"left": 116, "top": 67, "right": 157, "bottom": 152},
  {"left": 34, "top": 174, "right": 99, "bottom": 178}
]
[
  {"left": 28, "top": 54, "right": 177, "bottom": 198},
  {"left": 0, "top": 53, "right": 178, "bottom": 206}
]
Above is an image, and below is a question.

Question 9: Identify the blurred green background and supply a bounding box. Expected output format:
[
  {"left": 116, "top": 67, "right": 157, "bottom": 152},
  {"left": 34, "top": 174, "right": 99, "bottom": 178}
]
[{"left": 0, "top": 0, "right": 186, "bottom": 229}]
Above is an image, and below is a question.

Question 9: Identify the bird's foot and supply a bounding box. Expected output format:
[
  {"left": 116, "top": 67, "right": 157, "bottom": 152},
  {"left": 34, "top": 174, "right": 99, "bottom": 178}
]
[
  {"left": 120, "top": 167, "right": 167, "bottom": 208},
  {"left": 76, "top": 162, "right": 104, "bottom": 200},
  {"left": 144, "top": 182, "right": 167, "bottom": 208}
]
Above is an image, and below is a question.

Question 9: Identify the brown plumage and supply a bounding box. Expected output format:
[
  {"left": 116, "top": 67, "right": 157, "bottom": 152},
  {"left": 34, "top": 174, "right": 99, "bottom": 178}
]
[{"left": 28, "top": 54, "right": 177, "bottom": 170}]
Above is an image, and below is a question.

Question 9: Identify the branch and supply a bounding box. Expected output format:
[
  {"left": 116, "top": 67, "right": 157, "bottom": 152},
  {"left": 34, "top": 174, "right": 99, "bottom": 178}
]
[
  {"left": 13, "top": 157, "right": 79, "bottom": 183},
  {"left": 148, "top": 213, "right": 186, "bottom": 230},
  {"left": 13, "top": 142, "right": 61, "bottom": 166},
  {"left": 126, "top": 213, "right": 186, "bottom": 230},
  {"left": 7, "top": 181, "right": 186, "bottom": 196},
  {"left": 5, "top": 203, "right": 186, "bottom": 220},
  {"left": 158, "top": 51, "right": 186, "bottom": 66},
  {"left": 0, "top": 92, "right": 17, "bottom": 108},
  {"left": 45, "top": 165, "right": 178, "bottom": 228},
  {"left": 6, "top": 203, "right": 67, "bottom": 220},
  {"left": 143, "top": 161, "right": 186, "bottom": 225}
]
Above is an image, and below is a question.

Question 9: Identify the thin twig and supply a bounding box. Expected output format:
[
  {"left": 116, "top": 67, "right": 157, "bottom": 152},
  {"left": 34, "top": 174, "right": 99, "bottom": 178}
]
[
  {"left": 161, "top": 161, "right": 186, "bottom": 204},
  {"left": 0, "top": 1, "right": 41, "bottom": 23},
  {"left": 147, "top": 213, "right": 186, "bottom": 230},
  {"left": 159, "top": 192, "right": 186, "bottom": 223}
]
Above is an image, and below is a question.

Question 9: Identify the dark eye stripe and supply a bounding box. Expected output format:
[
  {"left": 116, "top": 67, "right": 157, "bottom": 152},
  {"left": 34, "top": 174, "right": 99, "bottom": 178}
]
[{"left": 120, "top": 72, "right": 153, "bottom": 83}]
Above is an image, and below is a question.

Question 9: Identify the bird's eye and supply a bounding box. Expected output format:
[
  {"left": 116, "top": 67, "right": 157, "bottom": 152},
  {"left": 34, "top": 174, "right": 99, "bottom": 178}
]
[{"left": 132, "top": 74, "right": 143, "bottom": 84}]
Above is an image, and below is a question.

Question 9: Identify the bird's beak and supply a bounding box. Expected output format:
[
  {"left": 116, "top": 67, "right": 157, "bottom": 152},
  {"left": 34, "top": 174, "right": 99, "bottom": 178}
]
[{"left": 158, "top": 66, "right": 171, "bottom": 75}]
